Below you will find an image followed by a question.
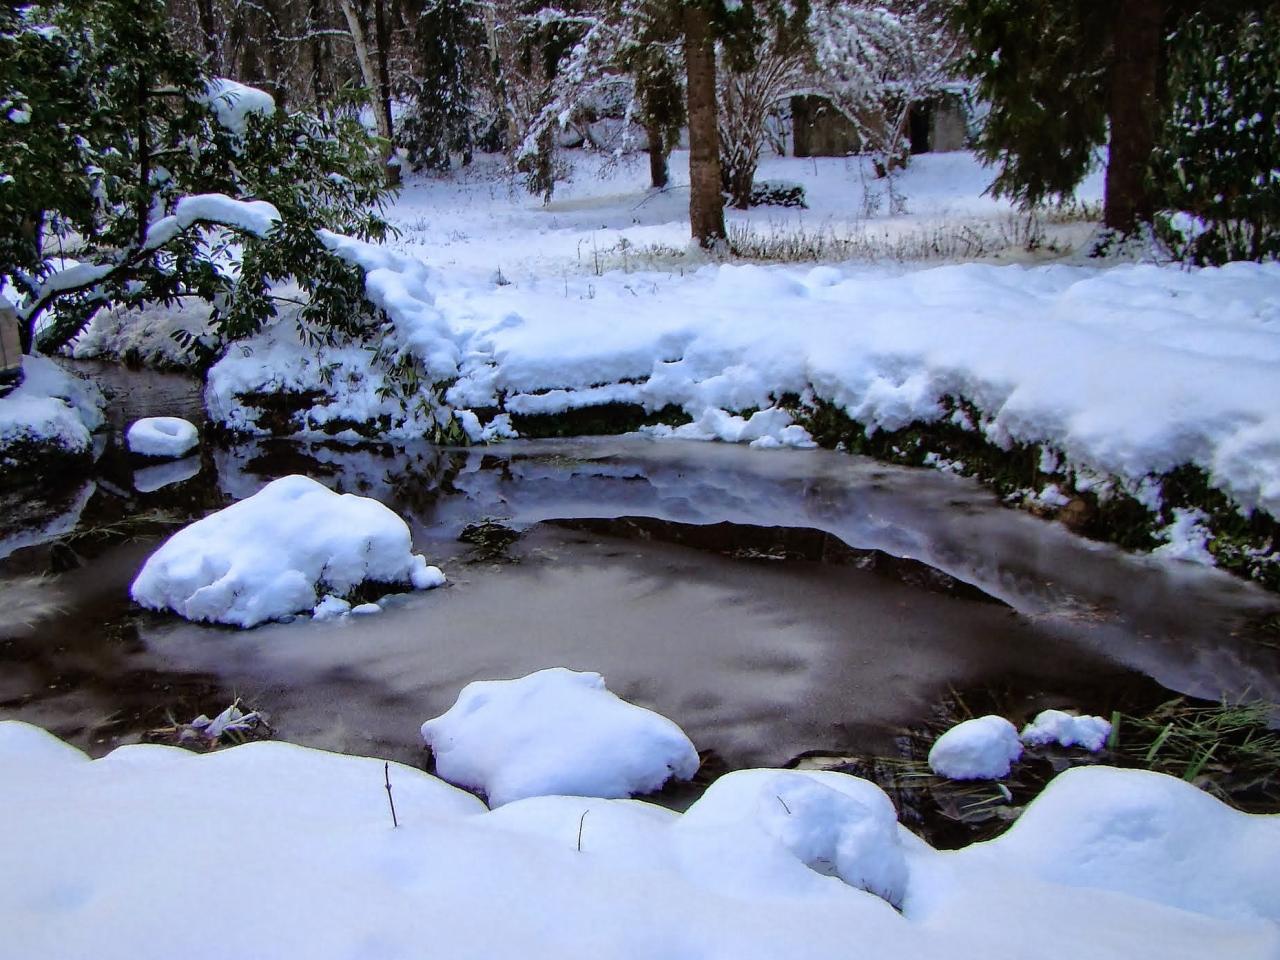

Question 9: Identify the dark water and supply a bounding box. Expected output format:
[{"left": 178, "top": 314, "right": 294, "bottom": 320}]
[{"left": 2, "top": 362, "right": 1278, "bottom": 776}]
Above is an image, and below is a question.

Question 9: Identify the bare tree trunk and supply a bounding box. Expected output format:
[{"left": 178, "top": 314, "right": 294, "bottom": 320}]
[
  {"left": 646, "top": 121, "right": 669, "bottom": 189},
  {"left": 682, "top": 4, "right": 725, "bottom": 247},
  {"left": 196, "top": 0, "right": 221, "bottom": 72},
  {"left": 337, "top": 0, "right": 401, "bottom": 185},
  {"left": 1104, "top": 0, "right": 1163, "bottom": 233},
  {"left": 373, "top": 0, "right": 395, "bottom": 151}
]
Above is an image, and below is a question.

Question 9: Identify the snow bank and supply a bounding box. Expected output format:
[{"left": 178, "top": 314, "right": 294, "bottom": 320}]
[
  {"left": 928, "top": 715, "right": 1023, "bottom": 780},
  {"left": 679, "top": 768, "right": 909, "bottom": 907},
  {"left": 126, "top": 416, "right": 199, "bottom": 458},
  {"left": 420, "top": 667, "right": 700, "bottom": 806},
  {"left": 130, "top": 474, "right": 445, "bottom": 627},
  {"left": 0, "top": 355, "right": 104, "bottom": 470},
  {"left": 970, "top": 765, "right": 1280, "bottom": 923},
  {"left": 3, "top": 721, "right": 1278, "bottom": 960},
  {"left": 207, "top": 252, "right": 1280, "bottom": 536},
  {"left": 1020, "top": 710, "right": 1111, "bottom": 751}
]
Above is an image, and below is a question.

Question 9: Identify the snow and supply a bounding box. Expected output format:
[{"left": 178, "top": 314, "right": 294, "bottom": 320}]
[
  {"left": 1153, "top": 507, "right": 1217, "bottom": 565},
  {"left": 200, "top": 78, "right": 276, "bottom": 136},
  {"left": 928, "top": 715, "right": 1024, "bottom": 780},
  {"left": 420, "top": 667, "right": 700, "bottom": 806},
  {"left": 678, "top": 768, "right": 909, "bottom": 907},
  {"left": 3, "top": 721, "right": 1278, "bottom": 960},
  {"left": 125, "top": 416, "right": 199, "bottom": 458},
  {"left": 0, "top": 355, "right": 104, "bottom": 467},
  {"left": 129, "top": 474, "right": 445, "bottom": 628},
  {"left": 1020, "top": 710, "right": 1112, "bottom": 751},
  {"left": 965, "top": 765, "right": 1280, "bottom": 923},
  {"left": 198, "top": 149, "right": 1280, "bottom": 544},
  {"left": 311, "top": 594, "right": 351, "bottom": 621},
  {"left": 72, "top": 298, "right": 216, "bottom": 368}
]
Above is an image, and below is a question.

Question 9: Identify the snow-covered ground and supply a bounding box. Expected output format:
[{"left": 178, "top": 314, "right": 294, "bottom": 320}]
[
  {"left": 3, "top": 719, "right": 1277, "bottom": 960},
  {"left": 205, "top": 149, "right": 1280, "bottom": 554}
]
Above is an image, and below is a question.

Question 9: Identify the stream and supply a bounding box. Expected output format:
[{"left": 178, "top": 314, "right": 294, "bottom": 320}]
[{"left": 2, "top": 362, "right": 1279, "bottom": 793}]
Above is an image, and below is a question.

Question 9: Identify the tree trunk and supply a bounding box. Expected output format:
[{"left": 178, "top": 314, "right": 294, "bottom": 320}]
[
  {"left": 337, "top": 0, "right": 401, "bottom": 185},
  {"left": 374, "top": 0, "right": 395, "bottom": 153},
  {"left": 646, "top": 121, "right": 669, "bottom": 189},
  {"left": 682, "top": 4, "right": 725, "bottom": 247},
  {"left": 196, "top": 0, "right": 221, "bottom": 72},
  {"left": 1104, "top": 0, "right": 1163, "bottom": 233}
]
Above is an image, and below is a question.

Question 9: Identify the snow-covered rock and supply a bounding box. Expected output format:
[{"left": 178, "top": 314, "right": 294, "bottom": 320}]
[
  {"left": 130, "top": 474, "right": 445, "bottom": 627},
  {"left": 679, "top": 768, "right": 908, "bottom": 907},
  {"left": 928, "top": 715, "right": 1023, "bottom": 780},
  {"left": 1020, "top": 710, "right": 1111, "bottom": 752},
  {"left": 311, "top": 594, "right": 351, "bottom": 621},
  {"left": 0, "top": 356, "right": 104, "bottom": 471},
  {"left": 420, "top": 667, "right": 700, "bottom": 806},
  {"left": 126, "top": 416, "right": 199, "bottom": 458}
]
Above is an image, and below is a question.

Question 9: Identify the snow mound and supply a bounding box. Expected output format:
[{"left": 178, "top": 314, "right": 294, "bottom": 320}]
[
  {"left": 4, "top": 721, "right": 1279, "bottom": 960},
  {"left": 928, "top": 715, "right": 1023, "bottom": 780},
  {"left": 126, "top": 417, "right": 199, "bottom": 458},
  {"left": 0, "top": 356, "right": 104, "bottom": 466},
  {"left": 679, "top": 768, "right": 908, "bottom": 907},
  {"left": 1020, "top": 710, "right": 1111, "bottom": 751},
  {"left": 420, "top": 667, "right": 700, "bottom": 806},
  {"left": 130, "top": 474, "right": 445, "bottom": 627},
  {"left": 977, "top": 765, "right": 1280, "bottom": 923}
]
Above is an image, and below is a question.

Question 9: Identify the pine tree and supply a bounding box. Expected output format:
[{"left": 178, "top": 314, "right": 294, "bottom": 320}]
[
  {"left": 952, "top": 0, "right": 1166, "bottom": 235},
  {"left": 402, "top": 0, "right": 485, "bottom": 171}
]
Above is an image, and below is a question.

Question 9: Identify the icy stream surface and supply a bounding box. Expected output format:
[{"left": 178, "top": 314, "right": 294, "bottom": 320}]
[{"left": 1, "top": 364, "right": 1278, "bottom": 778}]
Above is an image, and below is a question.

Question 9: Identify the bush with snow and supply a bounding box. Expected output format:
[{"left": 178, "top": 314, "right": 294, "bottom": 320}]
[
  {"left": 420, "top": 667, "right": 700, "bottom": 806},
  {"left": 928, "top": 715, "right": 1023, "bottom": 780},
  {"left": 126, "top": 417, "right": 199, "bottom": 459},
  {"left": 130, "top": 474, "right": 445, "bottom": 628}
]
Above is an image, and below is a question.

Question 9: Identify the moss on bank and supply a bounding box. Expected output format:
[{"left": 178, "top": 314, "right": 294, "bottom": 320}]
[
  {"left": 791, "top": 397, "right": 1280, "bottom": 590},
  {"left": 0, "top": 436, "right": 93, "bottom": 493}
]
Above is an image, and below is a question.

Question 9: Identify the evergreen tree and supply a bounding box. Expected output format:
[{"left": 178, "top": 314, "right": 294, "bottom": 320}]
[
  {"left": 402, "top": 0, "right": 486, "bottom": 171},
  {"left": 952, "top": 0, "right": 1167, "bottom": 235},
  {"left": 1, "top": 0, "right": 392, "bottom": 355},
  {"left": 1155, "top": 4, "right": 1280, "bottom": 264}
]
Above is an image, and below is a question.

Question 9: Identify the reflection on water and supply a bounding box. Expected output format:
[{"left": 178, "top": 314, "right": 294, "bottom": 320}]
[{"left": 1, "top": 365, "right": 1278, "bottom": 773}]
